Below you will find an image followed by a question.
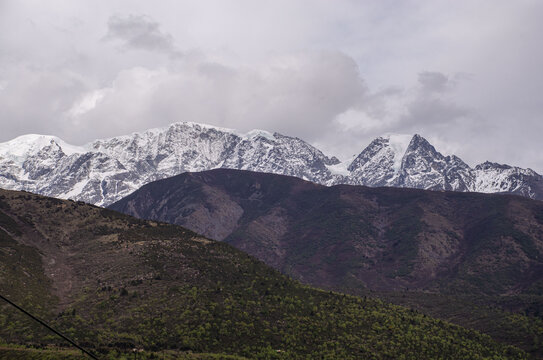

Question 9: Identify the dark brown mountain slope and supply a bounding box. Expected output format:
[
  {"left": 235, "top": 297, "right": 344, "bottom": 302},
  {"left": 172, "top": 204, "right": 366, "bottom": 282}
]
[
  {"left": 109, "top": 169, "right": 543, "bottom": 355},
  {"left": 110, "top": 168, "right": 543, "bottom": 296},
  {"left": 2, "top": 188, "right": 526, "bottom": 359}
]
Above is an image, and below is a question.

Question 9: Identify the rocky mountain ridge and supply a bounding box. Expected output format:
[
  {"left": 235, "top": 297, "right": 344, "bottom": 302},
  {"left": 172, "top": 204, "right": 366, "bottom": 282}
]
[{"left": 0, "top": 121, "right": 541, "bottom": 205}]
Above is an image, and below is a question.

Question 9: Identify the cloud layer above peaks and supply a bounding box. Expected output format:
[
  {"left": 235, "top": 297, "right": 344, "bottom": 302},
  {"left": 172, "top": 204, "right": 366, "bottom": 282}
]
[{"left": 1, "top": 0, "right": 543, "bottom": 172}]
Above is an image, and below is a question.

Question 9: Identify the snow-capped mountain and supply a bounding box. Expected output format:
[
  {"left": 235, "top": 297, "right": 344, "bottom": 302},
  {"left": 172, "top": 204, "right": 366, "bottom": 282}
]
[
  {"left": 0, "top": 121, "right": 541, "bottom": 205},
  {"left": 346, "top": 134, "right": 475, "bottom": 191},
  {"left": 343, "top": 134, "right": 543, "bottom": 198},
  {"left": 346, "top": 134, "right": 413, "bottom": 186},
  {"left": 473, "top": 161, "right": 543, "bottom": 199},
  {"left": 0, "top": 122, "right": 338, "bottom": 206}
]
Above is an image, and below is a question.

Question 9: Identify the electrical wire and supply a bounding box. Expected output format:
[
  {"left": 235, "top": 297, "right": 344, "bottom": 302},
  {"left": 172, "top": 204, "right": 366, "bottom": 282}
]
[{"left": 0, "top": 293, "right": 99, "bottom": 359}]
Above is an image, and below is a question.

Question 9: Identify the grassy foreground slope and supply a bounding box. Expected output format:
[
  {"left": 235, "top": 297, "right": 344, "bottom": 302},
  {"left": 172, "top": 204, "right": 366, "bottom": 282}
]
[{"left": 0, "top": 189, "right": 527, "bottom": 359}]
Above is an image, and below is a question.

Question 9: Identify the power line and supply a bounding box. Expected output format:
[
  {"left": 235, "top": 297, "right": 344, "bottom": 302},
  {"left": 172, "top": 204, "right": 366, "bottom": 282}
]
[{"left": 0, "top": 293, "right": 99, "bottom": 359}]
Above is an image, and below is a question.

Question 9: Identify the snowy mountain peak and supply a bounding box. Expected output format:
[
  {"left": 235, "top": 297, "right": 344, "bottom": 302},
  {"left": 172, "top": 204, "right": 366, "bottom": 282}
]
[
  {"left": 404, "top": 134, "right": 438, "bottom": 155},
  {"left": 346, "top": 132, "right": 541, "bottom": 196},
  {"left": 0, "top": 134, "right": 85, "bottom": 164},
  {"left": 345, "top": 133, "right": 417, "bottom": 186},
  {"left": 0, "top": 122, "right": 337, "bottom": 205},
  {"left": 0, "top": 121, "right": 541, "bottom": 205}
]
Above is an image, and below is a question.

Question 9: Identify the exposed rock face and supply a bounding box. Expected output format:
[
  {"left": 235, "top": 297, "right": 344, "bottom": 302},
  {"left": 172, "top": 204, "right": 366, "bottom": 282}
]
[{"left": 1, "top": 121, "right": 542, "bottom": 205}]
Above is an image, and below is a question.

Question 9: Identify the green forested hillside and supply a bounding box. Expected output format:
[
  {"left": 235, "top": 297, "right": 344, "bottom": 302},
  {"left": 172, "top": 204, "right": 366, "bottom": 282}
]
[{"left": 0, "top": 189, "right": 527, "bottom": 359}]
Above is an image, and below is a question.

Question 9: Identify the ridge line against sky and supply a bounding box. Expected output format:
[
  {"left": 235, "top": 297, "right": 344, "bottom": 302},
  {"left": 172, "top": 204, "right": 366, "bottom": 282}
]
[
  {"left": 0, "top": 1, "right": 542, "bottom": 172},
  {"left": 0, "top": 122, "right": 539, "bottom": 174}
]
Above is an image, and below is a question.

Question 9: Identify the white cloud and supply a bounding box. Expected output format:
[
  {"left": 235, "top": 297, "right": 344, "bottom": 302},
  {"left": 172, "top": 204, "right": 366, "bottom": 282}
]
[
  {"left": 68, "top": 88, "right": 110, "bottom": 118},
  {"left": 63, "top": 51, "right": 367, "bottom": 142},
  {"left": 0, "top": 64, "right": 88, "bottom": 138}
]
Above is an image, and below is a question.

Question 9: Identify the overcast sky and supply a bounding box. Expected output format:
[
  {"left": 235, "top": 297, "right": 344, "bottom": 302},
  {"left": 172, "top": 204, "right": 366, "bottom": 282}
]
[{"left": 1, "top": 0, "right": 542, "bottom": 171}]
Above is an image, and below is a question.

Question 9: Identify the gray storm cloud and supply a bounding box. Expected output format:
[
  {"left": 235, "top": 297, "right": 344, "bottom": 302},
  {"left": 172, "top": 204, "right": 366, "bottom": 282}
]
[
  {"left": 418, "top": 72, "right": 450, "bottom": 93},
  {"left": 103, "top": 14, "right": 179, "bottom": 56},
  {"left": 404, "top": 71, "right": 470, "bottom": 128}
]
